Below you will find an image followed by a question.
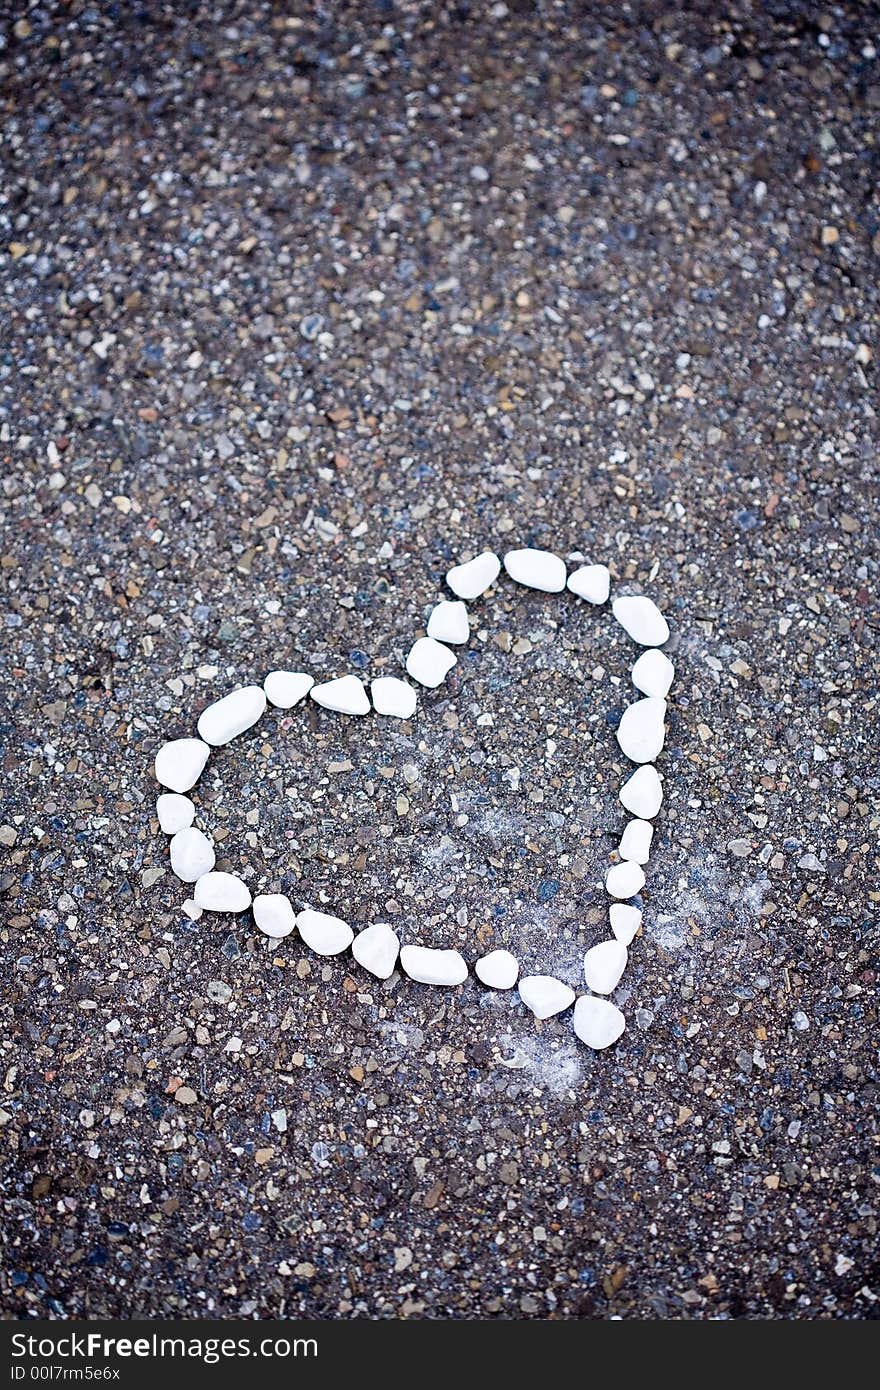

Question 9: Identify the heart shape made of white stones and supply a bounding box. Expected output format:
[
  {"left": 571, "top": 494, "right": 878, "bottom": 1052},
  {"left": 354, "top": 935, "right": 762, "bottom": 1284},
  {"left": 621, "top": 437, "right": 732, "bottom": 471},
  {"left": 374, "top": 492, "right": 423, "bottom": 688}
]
[{"left": 153, "top": 547, "right": 674, "bottom": 1052}]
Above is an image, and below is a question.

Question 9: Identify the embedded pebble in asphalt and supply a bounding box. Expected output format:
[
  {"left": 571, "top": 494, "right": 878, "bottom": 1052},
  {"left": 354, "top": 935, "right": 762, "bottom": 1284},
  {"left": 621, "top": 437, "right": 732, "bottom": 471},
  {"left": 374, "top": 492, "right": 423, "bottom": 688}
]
[{"left": 154, "top": 738, "right": 210, "bottom": 794}]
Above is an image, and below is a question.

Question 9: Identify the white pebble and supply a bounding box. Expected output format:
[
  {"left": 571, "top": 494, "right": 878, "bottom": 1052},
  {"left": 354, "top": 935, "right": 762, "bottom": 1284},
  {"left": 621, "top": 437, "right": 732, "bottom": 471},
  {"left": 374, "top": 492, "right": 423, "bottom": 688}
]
[
  {"left": 169, "top": 827, "right": 215, "bottom": 884},
  {"left": 197, "top": 684, "right": 266, "bottom": 746},
  {"left": 295, "top": 908, "right": 354, "bottom": 956},
  {"left": 518, "top": 974, "right": 575, "bottom": 1020},
  {"left": 616, "top": 697, "right": 667, "bottom": 763},
  {"left": 503, "top": 547, "right": 566, "bottom": 593},
  {"left": 182, "top": 899, "right": 202, "bottom": 922},
  {"left": 619, "top": 764, "right": 663, "bottom": 819},
  {"left": 156, "top": 793, "right": 194, "bottom": 835},
  {"left": 154, "top": 738, "right": 210, "bottom": 794},
  {"left": 573, "top": 995, "right": 626, "bottom": 1050},
  {"left": 612, "top": 595, "right": 670, "bottom": 647},
  {"left": 264, "top": 670, "right": 314, "bottom": 709},
  {"left": 194, "top": 871, "right": 252, "bottom": 913},
  {"left": 253, "top": 893, "right": 296, "bottom": 939},
  {"left": 427, "top": 599, "right": 470, "bottom": 645},
  {"left": 310, "top": 675, "right": 370, "bottom": 716},
  {"left": 405, "top": 636, "right": 457, "bottom": 689},
  {"left": 475, "top": 949, "right": 519, "bottom": 990},
  {"left": 606, "top": 860, "right": 646, "bottom": 899},
  {"left": 352, "top": 922, "right": 401, "bottom": 980},
  {"left": 631, "top": 648, "right": 674, "bottom": 698},
  {"left": 583, "top": 939, "right": 628, "bottom": 995},
  {"left": 567, "top": 564, "right": 610, "bottom": 605},
  {"left": 610, "top": 903, "right": 642, "bottom": 945},
  {"left": 370, "top": 676, "right": 417, "bottom": 719},
  {"left": 446, "top": 550, "right": 500, "bottom": 600},
  {"left": 400, "top": 944, "right": 468, "bottom": 986},
  {"left": 618, "top": 818, "right": 654, "bottom": 865}
]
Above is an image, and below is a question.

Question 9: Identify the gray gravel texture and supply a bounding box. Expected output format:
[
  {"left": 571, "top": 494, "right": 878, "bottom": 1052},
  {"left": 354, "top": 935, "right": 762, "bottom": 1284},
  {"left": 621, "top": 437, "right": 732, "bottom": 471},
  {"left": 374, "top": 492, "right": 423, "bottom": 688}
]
[{"left": 1, "top": 1, "right": 877, "bottom": 1321}]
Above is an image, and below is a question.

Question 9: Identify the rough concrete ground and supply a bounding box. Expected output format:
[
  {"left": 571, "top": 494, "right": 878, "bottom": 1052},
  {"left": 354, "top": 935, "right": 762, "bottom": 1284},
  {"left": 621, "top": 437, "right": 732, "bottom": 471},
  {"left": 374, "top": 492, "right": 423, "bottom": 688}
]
[{"left": 0, "top": 1, "right": 877, "bottom": 1319}]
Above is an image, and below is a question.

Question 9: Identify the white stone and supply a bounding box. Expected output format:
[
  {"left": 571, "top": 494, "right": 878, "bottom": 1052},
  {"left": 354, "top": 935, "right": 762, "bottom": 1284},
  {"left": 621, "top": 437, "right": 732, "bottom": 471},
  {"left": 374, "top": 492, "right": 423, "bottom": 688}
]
[
  {"left": 182, "top": 899, "right": 202, "bottom": 922},
  {"left": 583, "top": 939, "right": 628, "bottom": 995},
  {"left": 503, "top": 547, "right": 566, "bottom": 593},
  {"left": 169, "top": 827, "right": 215, "bottom": 883},
  {"left": 427, "top": 599, "right": 470, "bottom": 645},
  {"left": 253, "top": 893, "right": 296, "bottom": 939},
  {"left": 612, "top": 595, "right": 670, "bottom": 646},
  {"left": 475, "top": 949, "right": 519, "bottom": 990},
  {"left": 616, "top": 697, "right": 666, "bottom": 763},
  {"left": 631, "top": 648, "right": 674, "bottom": 698},
  {"left": 567, "top": 564, "right": 610, "bottom": 605},
  {"left": 606, "top": 860, "right": 646, "bottom": 899},
  {"left": 619, "top": 764, "right": 663, "bottom": 819},
  {"left": 446, "top": 550, "right": 500, "bottom": 600},
  {"left": 370, "top": 676, "right": 417, "bottom": 719},
  {"left": 352, "top": 923, "right": 400, "bottom": 980},
  {"left": 154, "top": 738, "right": 210, "bottom": 794},
  {"left": 610, "top": 903, "right": 642, "bottom": 946},
  {"left": 264, "top": 670, "right": 314, "bottom": 709},
  {"left": 194, "top": 871, "right": 252, "bottom": 913},
  {"left": 197, "top": 685, "right": 266, "bottom": 746},
  {"left": 400, "top": 944, "right": 468, "bottom": 986},
  {"left": 573, "top": 995, "right": 626, "bottom": 1050},
  {"left": 518, "top": 975, "right": 575, "bottom": 1020},
  {"left": 618, "top": 819, "right": 654, "bottom": 865},
  {"left": 156, "top": 793, "right": 195, "bottom": 835},
  {"left": 405, "top": 636, "right": 457, "bottom": 689},
  {"left": 310, "top": 675, "right": 370, "bottom": 716},
  {"left": 295, "top": 908, "right": 354, "bottom": 956}
]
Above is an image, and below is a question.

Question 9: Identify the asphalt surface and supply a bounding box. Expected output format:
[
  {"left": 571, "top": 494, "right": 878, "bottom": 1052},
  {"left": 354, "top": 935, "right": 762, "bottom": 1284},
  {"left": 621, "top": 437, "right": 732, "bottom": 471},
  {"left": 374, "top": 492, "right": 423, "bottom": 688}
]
[{"left": 0, "top": 1, "right": 877, "bottom": 1320}]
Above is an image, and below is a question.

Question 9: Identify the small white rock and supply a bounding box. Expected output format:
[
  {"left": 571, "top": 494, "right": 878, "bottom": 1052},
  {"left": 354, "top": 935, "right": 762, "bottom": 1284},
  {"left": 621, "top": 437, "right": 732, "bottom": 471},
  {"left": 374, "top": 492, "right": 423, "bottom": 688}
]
[
  {"left": 503, "top": 547, "right": 566, "bottom": 593},
  {"left": 405, "top": 636, "right": 457, "bottom": 689},
  {"left": 182, "top": 899, "right": 202, "bottom": 922},
  {"left": 573, "top": 995, "right": 626, "bottom": 1050},
  {"left": 352, "top": 922, "right": 401, "bottom": 980},
  {"left": 605, "top": 860, "right": 646, "bottom": 899},
  {"left": 169, "top": 827, "right": 215, "bottom": 884},
  {"left": 619, "top": 764, "right": 663, "bottom": 819},
  {"left": 475, "top": 949, "right": 519, "bottom": 990},
  {"left": 370, "top": 676, "right": 417, "bottom": 719},
  {"left": 583, "top": 939, "right": 628, "bottom": 995},
  {"left": 295, "top": 908, "right": 354, "bottom": 956},
  {"left": 156, "top": 793, "right": 195, "bottom": 835},
  {"left": 197, "top": 685, "right": 267, "bottom": 746},
  {"left": 264, "top": 670, "right": 314, "bottom": 709},
  {"left": 567, "top": 564, "right": 610, "bottom": 605},
  {"left": 618, "top": 818, "right": 654, "bottom": 865},
  {"left": 310, "top": 675, "right": 371, "bottom": 716},
  {"left": 154, "top": 738, "right": 210, "bottom": 794},
  {"left": 616, "top": 697, "right": 667, "bottom": 763},
  {"left": 612, "top": 594, "right": 670, "bottom": 647},
  {"left": 518, "top": 974, "right": 575, "bottom": 1019},
  {"left": 194, "top": 871, "right": 252, "bottom": 913},
  {"left": 427, "top": 599, "right": 470, "bottom": 645},
  {"left": 253, "top": 893, "right": 296, "bottom": 939},
  {"left": 445, "top": 550, "right": 500, "bottom": 600},
  {"left": 631, "top": 648, "right": 674, "bottom": 698},
  {"left": 400, "top": 944, "right": 468, "bottom": 986},
  {"left": 610, "top": 903, "right": 642, "bottom": 945}
]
